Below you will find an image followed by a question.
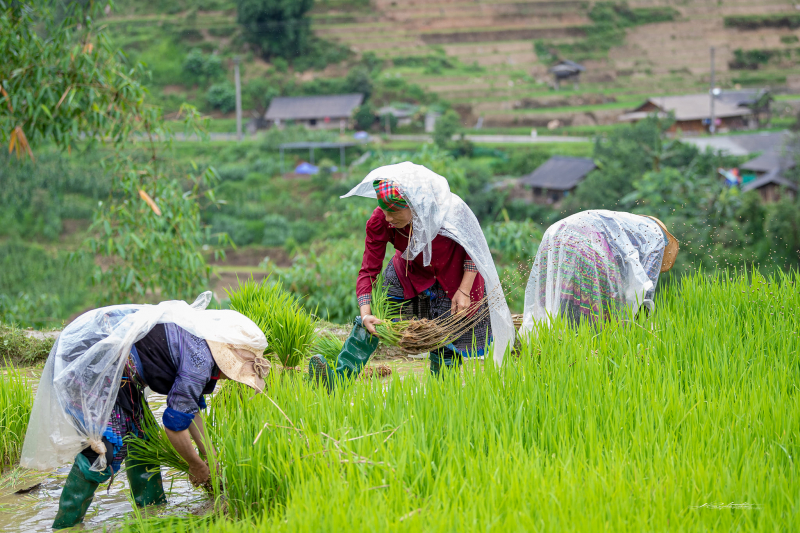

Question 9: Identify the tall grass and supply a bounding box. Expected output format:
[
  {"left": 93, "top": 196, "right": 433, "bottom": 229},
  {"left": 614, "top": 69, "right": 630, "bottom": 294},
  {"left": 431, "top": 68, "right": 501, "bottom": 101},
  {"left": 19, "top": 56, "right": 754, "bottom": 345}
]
[
  {"left": 227, "top": 277, "right": 318, "bottom": 368},
  {"left": 0, "top": 365, "right": 34, "bottom": 472},
  {"left": 123, "top": 270, "right": 799, "bottom": 532}
]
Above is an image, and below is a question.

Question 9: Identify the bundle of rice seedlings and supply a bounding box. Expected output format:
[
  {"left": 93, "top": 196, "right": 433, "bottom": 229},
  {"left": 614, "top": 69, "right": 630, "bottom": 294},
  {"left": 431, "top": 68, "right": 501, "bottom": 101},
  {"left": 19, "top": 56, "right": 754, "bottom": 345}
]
[
  {"left": 125, "top": 409, "right": 189, "bottom": 474},
  {"left": 369, "top": 276, "right": 491, "bottom": 354},
  {"left": 312, "top": 332, "right": 344, "bottom": 361},
  {"left": 125, "top": 409, "right": 218, "bottom": 494},
  {"left": 227, "top": 276, "right": 318, "bottom": 368}
]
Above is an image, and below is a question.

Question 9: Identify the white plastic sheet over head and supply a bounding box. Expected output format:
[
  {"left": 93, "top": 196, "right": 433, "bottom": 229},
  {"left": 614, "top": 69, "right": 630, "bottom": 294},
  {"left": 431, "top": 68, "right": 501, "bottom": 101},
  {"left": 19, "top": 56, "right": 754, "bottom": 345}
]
[
  {"left": 521, "top": 210, "right": 666, "bottom": 333},
  {"left": 21, "top": 292, "right": 267, "bottom": 472},
  {"left": 342, "top": 162, "right": 515, "bottom": 365}
]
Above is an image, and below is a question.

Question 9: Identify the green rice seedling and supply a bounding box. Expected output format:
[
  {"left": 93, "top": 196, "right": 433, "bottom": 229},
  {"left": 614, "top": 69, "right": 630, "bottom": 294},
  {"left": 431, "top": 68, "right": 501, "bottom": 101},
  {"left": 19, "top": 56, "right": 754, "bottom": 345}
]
[
  {"left": 312, "top": 332, "right": 344, "bottom": 361},
  {"left": 227, "top": 276, "right": 318, "bottom": 368},
  {"left": 125, "top": 409, "right": 219, "bottom": 495},
  {"left": 121, "top": 270, "right": 800, "bottom": 532},
  {"left": 125, "top": 410, "right": 189, "bottom": 474},
  {"left": 0, "top": 364, "right": 33, "bottom": 471},
  {"left": 369, "top": 274, "right": 407, "bottom": 346}
]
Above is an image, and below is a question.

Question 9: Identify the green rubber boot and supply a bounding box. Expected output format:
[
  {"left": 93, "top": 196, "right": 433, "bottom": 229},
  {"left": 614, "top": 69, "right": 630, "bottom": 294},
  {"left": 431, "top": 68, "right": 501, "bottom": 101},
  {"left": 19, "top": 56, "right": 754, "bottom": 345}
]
[
  {"left": 309, "top": 316, "right": 380, "bottom": 391},
  {"left": 52, "top": 454, "right": 112, "bottom": 529},
  {"left": 126, "top": 458, "right": 167, "bottom": 508}
]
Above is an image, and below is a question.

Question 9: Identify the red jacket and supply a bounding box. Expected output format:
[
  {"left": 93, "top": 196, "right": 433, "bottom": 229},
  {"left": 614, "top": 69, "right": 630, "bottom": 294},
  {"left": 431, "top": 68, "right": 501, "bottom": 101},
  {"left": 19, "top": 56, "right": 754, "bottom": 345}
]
[{"left": 356, "top": 207, "right": 484, "bottom": 303}]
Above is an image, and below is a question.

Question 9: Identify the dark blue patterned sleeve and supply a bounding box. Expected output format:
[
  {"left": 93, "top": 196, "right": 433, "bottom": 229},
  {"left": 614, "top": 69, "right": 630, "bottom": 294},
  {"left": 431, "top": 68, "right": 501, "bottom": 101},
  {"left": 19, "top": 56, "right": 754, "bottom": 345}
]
[{"left": 162, "top": 324, "right": 215, "bottom": 432}]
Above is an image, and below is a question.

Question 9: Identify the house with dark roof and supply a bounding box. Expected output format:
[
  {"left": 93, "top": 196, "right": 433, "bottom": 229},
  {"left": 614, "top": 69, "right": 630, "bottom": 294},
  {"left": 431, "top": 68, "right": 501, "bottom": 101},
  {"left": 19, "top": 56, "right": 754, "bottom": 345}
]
[
  {"left": 741, "top": 169, "right": 797, "bottom": 202},
  {"left": 548, "top": 60, "right": 585, "bottom": 90},
  {"left": 265, "top": 94, "right": 364, "bottom": 130},
  {"left": 618, "top": 94, "right": 753, "bottom": 133},
  {"left": 739, "top": 146, "right": 797, "bottom": 202},
  {"left": 518, "top": 156, "right": 596, "bottom": 204},
  {"left": 716, "top": 89, "right": 772, "bottom": 125}
]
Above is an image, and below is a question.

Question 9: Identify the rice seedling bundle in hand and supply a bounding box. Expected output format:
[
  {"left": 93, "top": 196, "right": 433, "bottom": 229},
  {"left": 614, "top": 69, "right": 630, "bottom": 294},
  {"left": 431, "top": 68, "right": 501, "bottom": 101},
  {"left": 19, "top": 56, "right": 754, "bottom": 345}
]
[
  {"left": 125, "top": 409, "right": 217, "bottom": 493},
  {"left": 126, "top": 409, "right": 190, "bottom": 474},
  {"left": 369, "top": 275, "right": 491, "bottom": 353},
  {"left": 0, "top": 363, "right": 33, "bottom": 472},
  {"left": 227, "top": 276, "right": 318, "bottom": 368}
]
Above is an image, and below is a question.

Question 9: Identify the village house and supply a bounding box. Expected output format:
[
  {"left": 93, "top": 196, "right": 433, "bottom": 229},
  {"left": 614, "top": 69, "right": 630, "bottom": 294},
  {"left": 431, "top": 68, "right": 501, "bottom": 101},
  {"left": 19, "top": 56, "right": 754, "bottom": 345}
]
[
  {"left": 518, "top": 156, "right": 597, "bottom": 204},
  {"left": 739, "top": 148, "right": 797, "bottom": 202},
  {"left": 548, "top": 59, "right": 586, "bottom": 90},
  {"left": 264, "top": 94, "right": 364, "bottom": 130},
  {"left": 618, "top": 94, "right": 753, "bottom": 133}
]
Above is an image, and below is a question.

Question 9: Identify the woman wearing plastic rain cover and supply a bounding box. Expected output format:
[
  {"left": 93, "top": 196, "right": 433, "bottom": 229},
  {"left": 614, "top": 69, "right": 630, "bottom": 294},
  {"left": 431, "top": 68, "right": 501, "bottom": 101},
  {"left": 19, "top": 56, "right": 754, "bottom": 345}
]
[
  {"left": 308, "top": 162, "right": 515, "bottom": 387},
  {"left": 19, "top": 292, "right": 269, "bottom": 530},
  {"left": 520, "top": 210, "right": 679, "bottom": 334}
]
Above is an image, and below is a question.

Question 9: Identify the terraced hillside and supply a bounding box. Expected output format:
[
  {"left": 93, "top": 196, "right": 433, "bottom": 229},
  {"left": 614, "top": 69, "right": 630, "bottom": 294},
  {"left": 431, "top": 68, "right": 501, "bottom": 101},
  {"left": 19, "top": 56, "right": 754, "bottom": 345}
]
[
  {"left": 104, "top": 0, "right": 800, "bottom": 131},
  {"left": 314, "top": 0, "right": 800, "bottom": 128}
]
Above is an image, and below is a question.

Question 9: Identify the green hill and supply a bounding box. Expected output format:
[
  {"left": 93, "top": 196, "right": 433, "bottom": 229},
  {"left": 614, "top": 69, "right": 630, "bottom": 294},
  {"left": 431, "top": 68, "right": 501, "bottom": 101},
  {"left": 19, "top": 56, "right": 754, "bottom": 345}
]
[{"left": 106, "top": 0, "right": 800, "bottom": 132}]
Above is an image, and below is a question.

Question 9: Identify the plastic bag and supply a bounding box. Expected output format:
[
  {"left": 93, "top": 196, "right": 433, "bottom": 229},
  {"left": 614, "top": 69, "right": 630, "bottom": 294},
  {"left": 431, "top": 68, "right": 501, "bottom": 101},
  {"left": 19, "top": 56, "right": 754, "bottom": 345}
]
[
  {"left": 521, "top": 210, "right": 666, "bottom": 333},
  {"left": 21, "top": 292, "right": 267, "bottom": 472},
  {"left": 342, "top": 162, "right": 516, "bottom": 365}
]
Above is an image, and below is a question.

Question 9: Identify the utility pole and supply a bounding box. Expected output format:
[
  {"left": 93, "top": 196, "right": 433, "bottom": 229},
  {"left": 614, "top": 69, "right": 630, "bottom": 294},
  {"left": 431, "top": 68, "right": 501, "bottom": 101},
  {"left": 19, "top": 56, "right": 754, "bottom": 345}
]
[
  {"left": 709, "top": 47, "right": 716, "bottom": 135},
  {"left": 233, "top": 56, "right": 242, "bottom": 141}
]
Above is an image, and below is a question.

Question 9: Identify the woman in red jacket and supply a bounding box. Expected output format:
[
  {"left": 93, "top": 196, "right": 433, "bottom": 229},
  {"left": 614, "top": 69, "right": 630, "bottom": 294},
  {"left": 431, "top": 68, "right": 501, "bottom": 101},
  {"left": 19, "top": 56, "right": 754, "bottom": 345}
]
[{"left": 309, "top": 162, "right": 515, "bottom": 386}]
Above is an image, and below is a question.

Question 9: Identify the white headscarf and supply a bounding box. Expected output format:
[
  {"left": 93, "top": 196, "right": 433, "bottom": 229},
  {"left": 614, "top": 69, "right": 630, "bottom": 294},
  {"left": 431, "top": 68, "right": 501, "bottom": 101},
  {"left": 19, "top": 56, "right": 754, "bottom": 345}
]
[{"left": 342, "top": 162, "right": 515, "bottom": 365}]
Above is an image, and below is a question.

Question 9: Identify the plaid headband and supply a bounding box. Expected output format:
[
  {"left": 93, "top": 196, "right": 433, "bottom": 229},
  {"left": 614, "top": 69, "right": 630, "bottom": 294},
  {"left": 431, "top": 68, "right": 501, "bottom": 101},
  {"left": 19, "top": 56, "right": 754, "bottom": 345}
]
[{"left": 373, "top": 179, "right": 408, "bottom": 212}]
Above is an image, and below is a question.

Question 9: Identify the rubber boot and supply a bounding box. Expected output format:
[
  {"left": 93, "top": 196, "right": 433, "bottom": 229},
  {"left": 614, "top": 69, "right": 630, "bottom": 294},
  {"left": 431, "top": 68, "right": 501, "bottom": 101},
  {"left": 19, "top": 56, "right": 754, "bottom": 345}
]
[
  {"left": 52, "top": 454, "right": 112, "bottom": 529},
  {"left": 126, "top": 458, "right": 167, "bottom": 508},
  {"left": 309, "top": 316, "right": 380, "bottom": 391},
  {"left": 429, "top": 347, "right": 462, "bottom": 377}
]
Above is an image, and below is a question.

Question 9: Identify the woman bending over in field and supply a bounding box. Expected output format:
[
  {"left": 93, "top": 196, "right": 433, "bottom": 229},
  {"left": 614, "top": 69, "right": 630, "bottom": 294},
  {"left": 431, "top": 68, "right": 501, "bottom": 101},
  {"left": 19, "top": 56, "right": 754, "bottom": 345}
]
[
  {"left": 309, "top": 162, "right": 515, "bottom": 386},
  {"left": 19, "top": 293, "right": 269, "bottom": 529},
  {"left": 520, "top": 210, "right": 679, "bottom": 333}
]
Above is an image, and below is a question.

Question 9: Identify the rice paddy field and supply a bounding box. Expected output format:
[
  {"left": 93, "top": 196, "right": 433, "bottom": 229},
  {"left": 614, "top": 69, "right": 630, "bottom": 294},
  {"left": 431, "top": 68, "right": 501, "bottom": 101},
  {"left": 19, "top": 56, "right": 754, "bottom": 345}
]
[
  {"left": 0, "top": 365, "right": 33, "bottom": 472},
  {"left": 110, "top": 269, "right": 800, "bottom": 532}
]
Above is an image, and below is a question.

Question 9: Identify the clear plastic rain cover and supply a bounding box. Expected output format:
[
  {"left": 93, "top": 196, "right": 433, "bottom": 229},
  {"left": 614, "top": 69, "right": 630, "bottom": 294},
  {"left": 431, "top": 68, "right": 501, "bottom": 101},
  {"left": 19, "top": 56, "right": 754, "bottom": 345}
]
[
  {"left": 20, "top": 292, "right": 267, "bottom": 472},
  {"left": 520, "top": 210, "right": 667, "bottom": 334},
  {"left": 342, "top": 161, "right": 516, "bottom": 365}
]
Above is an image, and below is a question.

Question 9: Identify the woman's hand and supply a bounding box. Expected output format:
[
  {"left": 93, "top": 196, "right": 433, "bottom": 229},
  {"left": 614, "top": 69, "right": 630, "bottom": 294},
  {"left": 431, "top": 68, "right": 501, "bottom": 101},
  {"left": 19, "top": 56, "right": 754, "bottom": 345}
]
[
  {"left": 362, "top": 314, "right": 383, "bottom": 336},
  {"left": 451, "top": 289, "right": 471, "bottom": 316},
  {"left": 188, "top": 461, "right": 210, "bottom": 486}
]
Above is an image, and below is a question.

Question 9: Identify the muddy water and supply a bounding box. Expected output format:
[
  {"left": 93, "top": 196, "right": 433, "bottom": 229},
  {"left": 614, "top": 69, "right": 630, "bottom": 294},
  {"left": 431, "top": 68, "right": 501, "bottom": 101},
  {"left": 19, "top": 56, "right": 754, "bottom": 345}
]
[{"left": 0, "top": 391, "right": 208, "bottom": 533}]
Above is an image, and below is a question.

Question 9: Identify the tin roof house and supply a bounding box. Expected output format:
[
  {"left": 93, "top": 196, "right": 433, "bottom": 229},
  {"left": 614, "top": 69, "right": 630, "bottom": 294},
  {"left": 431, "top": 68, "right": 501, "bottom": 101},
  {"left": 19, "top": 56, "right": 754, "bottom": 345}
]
[
  {"left": 518, "top": 156, "right": 597, "bottom": 204},
  {"left": 265, "top": 94, "right": 364, "bottom": 130}
]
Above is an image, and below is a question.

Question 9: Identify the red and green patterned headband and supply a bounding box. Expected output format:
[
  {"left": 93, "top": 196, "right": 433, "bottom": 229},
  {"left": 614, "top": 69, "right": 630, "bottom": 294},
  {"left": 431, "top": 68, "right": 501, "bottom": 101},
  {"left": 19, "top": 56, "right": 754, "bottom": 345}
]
[{"left": 373, "top": 179, "right": 408, "bottom": 212}]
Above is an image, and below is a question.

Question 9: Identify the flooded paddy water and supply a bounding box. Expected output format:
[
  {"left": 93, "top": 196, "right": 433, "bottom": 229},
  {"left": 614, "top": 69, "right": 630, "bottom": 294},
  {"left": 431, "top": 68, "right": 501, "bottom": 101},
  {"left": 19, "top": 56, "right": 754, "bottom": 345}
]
[{"left": 0, "top": 390, "right": 207, "bottom": 533}]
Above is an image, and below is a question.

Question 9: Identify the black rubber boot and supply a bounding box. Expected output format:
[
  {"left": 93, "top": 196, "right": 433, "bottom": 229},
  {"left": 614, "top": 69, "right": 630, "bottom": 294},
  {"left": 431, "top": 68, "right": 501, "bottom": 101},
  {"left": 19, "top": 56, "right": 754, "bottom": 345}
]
[
  {"left": 126, "top": 458, "right": 167, "bottom": 508},
  {"left": 52, "top": 453, "right": 112, "bottom": 529},
  {"left": 429, "top": 347, "right": 462, "bottom": 377},
  {"left": 309, "top": 316, "right": 380, "bottom": 391}
]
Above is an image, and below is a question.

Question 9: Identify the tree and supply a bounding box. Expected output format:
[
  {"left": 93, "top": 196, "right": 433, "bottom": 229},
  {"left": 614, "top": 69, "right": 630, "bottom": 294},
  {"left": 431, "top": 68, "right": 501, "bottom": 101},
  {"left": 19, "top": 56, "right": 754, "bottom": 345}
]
[
  {"left": 235, "top": 0, "right": 314, "bottom": 59},
  {"left": 353, "top": 103, "right": 375, "bottom": 131},
  {"left": 433, "top": 109, "right": 461, "bottom": 149},
  {"left": 244, "top": 78, "right": 280, "bottom": 115},
  {"left": 566, "top": 115, "right": 687, "bottom": 210},
  {"left": 344, "top": 66, "right": 373, "bottom": 99},
  {"left": 1, "top": 1, "right": 222, "bottom": 304},
  {"left": 182, "top": 48, "right": 224, "bottom": 85},
  {"left": 765, "top": 195, "right": 800, "bottom": 269}
]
